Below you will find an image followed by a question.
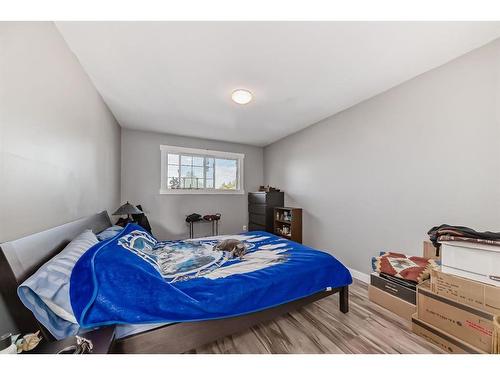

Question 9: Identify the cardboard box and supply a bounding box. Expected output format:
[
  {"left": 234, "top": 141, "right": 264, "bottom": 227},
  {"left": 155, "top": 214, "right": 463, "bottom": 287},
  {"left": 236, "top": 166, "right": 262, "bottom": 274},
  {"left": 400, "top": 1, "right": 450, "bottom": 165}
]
[
  {"left": 417, "top": 284, "right": 496, "bottom": 353},
  {"left": 440, "top": 241, "right": 500, "bottom": 287},
  {"left": 431, "top": 269, "right": 500, "bottom": 315},
  {"left": 370, "top": 272, "right": 416, "bottom": 304},
  {"left": 411, "top": 313, "right": 485, "bottom": 354},
  {"left": 423, "top": 240, "right": 440, "bottom": 260},
  {"left": 368, "top": 284, "right": 416, "bottom": 321}
]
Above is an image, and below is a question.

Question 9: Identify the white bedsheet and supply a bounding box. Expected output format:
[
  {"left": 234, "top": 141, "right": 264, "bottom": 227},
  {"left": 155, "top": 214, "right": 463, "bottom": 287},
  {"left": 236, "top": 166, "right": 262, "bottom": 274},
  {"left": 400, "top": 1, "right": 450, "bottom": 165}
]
[{"left": 114, "top": 322, "right": 171, "bottom": 339}]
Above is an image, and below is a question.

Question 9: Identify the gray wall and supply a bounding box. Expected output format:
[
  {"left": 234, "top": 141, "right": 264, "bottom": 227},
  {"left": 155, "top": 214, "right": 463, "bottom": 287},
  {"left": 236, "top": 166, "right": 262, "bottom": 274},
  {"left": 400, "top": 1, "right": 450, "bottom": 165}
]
[
  {"left": 121, "top": 129, "right": 263, "bottom": 239},
  {"left": 264, "top": 38, "right": 500, "bottom": 275},
  {"left": 0, "top": 23, "right": 121, "bottom": 333}
]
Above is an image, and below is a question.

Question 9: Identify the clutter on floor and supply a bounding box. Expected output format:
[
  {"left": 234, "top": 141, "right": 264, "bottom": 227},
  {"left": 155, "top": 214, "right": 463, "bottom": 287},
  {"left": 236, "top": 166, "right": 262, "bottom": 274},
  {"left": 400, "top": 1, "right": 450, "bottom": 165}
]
[
  {"left": 368, "top": 243, "right": 437, "bottom": 322},
  {"left": 369, "top": 227, "right": 500, "bottom": 354},
  {"left": 418, "top": 225, "right": 500, "bottom": 353},
  {"left": 439, "top": 240, "right": 500, "bottom": 287},
  {"left": 368, "top": 279, "right": 416, "bottom": 321},
  {"left": 371, "top": 251, "right": 438, "bottom": 283},
  {"left": 427, "top": 224, "right": 500, "bottom": 248},
  {"left": 411, "top": 313, "right": 484, "bottom": 354}
]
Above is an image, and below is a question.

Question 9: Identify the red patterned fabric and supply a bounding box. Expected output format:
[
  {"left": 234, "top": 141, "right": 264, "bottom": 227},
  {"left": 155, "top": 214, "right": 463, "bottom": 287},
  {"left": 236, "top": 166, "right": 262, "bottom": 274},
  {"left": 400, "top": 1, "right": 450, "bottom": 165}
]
[{"left": 373, "top": 252, "right": 438, "bottom": 283}]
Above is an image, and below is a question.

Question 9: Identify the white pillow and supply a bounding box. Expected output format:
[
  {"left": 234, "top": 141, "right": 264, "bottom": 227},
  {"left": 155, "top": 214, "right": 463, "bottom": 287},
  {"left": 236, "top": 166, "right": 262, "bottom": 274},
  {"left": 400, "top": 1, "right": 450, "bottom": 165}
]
[{"left": 17, "top": 230, "right": 99, "bottom": 339}]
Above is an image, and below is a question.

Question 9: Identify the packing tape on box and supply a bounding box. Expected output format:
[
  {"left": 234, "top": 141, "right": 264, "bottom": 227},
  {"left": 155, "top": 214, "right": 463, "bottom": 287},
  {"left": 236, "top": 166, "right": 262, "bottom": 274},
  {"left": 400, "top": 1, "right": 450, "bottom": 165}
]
[{"left": 494, "top": 316, "right": 500, "bottom": 354}]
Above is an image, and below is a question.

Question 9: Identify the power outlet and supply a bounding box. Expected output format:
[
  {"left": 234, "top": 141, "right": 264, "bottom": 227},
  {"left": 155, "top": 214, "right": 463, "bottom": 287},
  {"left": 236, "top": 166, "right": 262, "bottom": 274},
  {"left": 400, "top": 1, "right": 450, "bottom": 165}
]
[{"left": 242, "top": 225, "right": 247, "bottom": 231}]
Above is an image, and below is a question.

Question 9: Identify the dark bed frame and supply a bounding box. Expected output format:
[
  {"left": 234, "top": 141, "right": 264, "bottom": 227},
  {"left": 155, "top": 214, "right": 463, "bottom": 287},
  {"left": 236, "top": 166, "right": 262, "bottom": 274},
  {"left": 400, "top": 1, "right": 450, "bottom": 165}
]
[{"left": 0, "top": 211, "right": 349, "bottom": 354}]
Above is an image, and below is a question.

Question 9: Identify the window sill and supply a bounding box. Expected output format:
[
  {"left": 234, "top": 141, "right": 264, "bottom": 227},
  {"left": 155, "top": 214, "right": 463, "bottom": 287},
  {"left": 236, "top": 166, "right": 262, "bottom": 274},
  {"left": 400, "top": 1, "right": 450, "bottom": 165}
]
[{"left": 159, "top": 189, "right": 245, "bottom": 195}]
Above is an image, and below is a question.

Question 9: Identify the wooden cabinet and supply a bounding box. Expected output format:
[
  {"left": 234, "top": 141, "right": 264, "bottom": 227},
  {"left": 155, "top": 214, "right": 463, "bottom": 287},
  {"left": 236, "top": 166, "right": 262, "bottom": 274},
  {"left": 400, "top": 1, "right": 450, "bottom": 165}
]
[
  {"left": 248, "top": 191, "right": 284, "bottom": 232},
  {"left": 274, "top": 207, "right": 302, "bottom": 243}
]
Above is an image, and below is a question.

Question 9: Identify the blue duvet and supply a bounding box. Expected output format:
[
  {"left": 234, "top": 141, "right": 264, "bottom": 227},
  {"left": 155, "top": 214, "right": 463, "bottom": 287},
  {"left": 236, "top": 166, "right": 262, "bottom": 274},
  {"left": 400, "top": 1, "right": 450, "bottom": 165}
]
[{"left": 70, "top": 224, "right": 352, "bottom": 328}]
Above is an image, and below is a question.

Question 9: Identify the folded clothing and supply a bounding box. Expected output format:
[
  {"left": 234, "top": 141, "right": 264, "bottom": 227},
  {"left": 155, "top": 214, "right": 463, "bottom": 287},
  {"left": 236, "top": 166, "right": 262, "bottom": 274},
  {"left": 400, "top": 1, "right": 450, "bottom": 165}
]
[
  {"left": 436, "top": 235, "right": 500, "bottom": 247},
  {"left": 428, "top": 224, "right": 500, "bottom": 248},
  {"left": 371, "top": 252, "right": 438, "bottom": 283}
]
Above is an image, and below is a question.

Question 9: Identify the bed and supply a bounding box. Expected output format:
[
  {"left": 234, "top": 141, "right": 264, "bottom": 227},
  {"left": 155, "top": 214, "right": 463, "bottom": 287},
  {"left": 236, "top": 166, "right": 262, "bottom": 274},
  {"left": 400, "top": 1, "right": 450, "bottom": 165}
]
[{"left": 0, "top": 211, "right": 351, "bottom": 353}]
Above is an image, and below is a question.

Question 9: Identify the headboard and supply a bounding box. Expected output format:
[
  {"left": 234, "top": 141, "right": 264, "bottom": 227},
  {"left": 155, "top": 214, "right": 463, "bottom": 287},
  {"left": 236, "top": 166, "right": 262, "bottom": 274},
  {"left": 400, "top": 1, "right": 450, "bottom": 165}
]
[{"left": 0, "top": 211, "right": 112, "bottom": 333}]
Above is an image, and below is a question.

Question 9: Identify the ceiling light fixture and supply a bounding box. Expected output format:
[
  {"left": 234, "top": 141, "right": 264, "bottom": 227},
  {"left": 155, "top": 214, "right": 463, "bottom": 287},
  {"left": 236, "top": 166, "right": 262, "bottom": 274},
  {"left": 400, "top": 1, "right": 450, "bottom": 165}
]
[{"left": 231, "top": 89, "right": 253, "bottom": 104}]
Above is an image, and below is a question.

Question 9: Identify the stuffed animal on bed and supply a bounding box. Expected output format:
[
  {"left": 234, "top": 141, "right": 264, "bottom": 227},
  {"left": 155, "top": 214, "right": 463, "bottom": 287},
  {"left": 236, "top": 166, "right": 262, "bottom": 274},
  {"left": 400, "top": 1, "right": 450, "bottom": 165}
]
[{"left": 213, "top": 239, "right": 247, "bottom": 259}]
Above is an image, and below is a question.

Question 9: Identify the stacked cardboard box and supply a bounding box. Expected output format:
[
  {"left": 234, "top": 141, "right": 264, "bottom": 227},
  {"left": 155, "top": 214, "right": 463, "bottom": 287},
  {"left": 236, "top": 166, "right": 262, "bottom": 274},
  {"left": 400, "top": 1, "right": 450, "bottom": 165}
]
[
  {"left": 411, "top": 242, "right": 500, "bottom": 354},
  {"left": 368, "top": 241, "right": 439, "bottom": 322},
  {"left": 423, "top": 240, "right": 440, "bottom": 261},
  {"left": 440, "top": 240, "right": 500, "bottom": 287},
  {"left": 368, "top": 273, "right": 416, "bottom": 322}
]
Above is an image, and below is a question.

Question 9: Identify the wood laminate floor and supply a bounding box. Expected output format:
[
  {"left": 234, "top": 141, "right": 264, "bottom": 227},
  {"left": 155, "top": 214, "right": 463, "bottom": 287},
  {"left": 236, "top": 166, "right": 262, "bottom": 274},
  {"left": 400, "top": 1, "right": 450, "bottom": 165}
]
[{"left": 192, "top": 279, "right": 442, "bottom": 354}]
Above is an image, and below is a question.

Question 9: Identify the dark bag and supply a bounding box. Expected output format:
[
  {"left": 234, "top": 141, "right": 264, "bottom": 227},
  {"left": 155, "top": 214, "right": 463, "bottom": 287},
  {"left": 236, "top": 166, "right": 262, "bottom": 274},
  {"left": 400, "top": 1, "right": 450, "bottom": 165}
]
[{"left": 132, "top": 204, "right": 153, "bottom": 234}]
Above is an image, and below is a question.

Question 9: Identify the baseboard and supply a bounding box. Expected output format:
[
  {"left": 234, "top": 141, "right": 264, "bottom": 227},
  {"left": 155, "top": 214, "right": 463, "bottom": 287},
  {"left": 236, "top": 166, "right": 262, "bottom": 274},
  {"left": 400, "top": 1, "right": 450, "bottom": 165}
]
[{"left": 348, "top": 267, "right": 370, "bottom": 284}]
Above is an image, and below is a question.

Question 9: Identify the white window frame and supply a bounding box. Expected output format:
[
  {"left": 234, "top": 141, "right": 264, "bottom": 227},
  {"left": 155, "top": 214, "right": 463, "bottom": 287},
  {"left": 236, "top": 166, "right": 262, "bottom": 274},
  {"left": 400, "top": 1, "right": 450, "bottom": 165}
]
[{"left": 160, "top": 145, "right": 245, "bottom": 195}]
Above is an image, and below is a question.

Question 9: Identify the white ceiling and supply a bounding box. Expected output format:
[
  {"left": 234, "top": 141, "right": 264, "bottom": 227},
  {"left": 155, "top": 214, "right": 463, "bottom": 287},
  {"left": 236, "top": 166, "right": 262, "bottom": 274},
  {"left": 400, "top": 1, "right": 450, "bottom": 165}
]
[{"left": 56, "top": 22, "right": 500, "bottom": 146}]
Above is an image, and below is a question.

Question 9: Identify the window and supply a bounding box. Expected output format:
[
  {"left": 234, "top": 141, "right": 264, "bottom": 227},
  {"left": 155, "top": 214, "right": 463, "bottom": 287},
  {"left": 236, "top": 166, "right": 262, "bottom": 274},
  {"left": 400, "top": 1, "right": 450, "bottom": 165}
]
[{"left": 160, "top": 145, "right": 244, "bottom": 194}]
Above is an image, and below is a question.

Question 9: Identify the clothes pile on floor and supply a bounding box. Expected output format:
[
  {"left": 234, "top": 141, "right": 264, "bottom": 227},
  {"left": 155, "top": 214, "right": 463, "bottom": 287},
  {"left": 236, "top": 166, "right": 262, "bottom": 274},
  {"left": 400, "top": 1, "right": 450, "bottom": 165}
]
[
  {"left": 428, "top": 224, "right": 500, "bottom": 249},
  {"left": 371, "top": 252, "right": 438, "bottom": 284},
  {"left": 368, "top": 251, "right": 438, "bottom": 323},
  {"left": 368, "top": 225, "right": 500, "bottom": 353},
  {"left": 427, "top": 224, "right": 500, "bottom": 287},
  {"left": 417, "top": 224, "right": 500, "bottom": 353}
]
